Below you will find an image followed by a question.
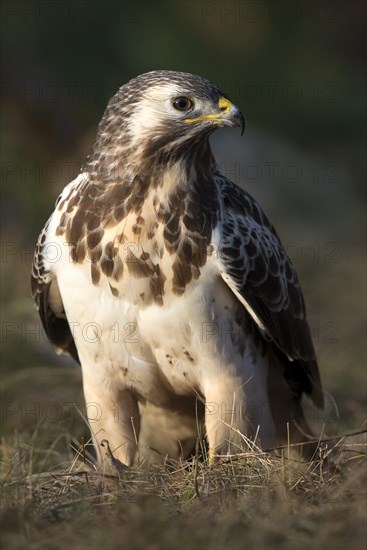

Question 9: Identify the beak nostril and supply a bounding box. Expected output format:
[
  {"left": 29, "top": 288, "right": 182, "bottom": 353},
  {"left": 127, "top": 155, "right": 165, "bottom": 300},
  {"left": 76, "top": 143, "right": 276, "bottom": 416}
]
[{"left": 218, "top": 98, "right": 231, "bottom": 114}]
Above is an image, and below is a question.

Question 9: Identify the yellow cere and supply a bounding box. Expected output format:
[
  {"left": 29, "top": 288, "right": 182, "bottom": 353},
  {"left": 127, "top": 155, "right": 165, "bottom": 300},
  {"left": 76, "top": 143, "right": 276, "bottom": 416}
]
[
  {"left": 218, "top": 97, "right": 232, "bottom": 113},
  {"left": 185, "top": 97, "right": 232, "bottom": 124}
]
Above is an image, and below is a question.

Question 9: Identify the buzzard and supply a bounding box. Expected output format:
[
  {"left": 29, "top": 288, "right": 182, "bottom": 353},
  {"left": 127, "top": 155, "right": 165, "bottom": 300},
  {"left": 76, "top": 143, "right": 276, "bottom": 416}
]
[{"left": 31, "top": 71, "right": 323, "bottom": 466}]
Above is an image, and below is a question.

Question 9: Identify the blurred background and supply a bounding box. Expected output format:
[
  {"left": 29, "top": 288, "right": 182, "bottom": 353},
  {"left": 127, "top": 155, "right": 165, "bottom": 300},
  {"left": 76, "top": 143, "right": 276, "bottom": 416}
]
[{"left": 1, "top": 1, "right": 366, "bottom": 447}]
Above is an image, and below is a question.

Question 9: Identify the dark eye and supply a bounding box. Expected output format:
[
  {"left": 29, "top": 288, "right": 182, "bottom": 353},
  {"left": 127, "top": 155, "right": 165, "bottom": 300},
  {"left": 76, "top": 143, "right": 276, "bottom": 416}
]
[{"left": 172, "top": 97, "right": 194, "bottom": 111}]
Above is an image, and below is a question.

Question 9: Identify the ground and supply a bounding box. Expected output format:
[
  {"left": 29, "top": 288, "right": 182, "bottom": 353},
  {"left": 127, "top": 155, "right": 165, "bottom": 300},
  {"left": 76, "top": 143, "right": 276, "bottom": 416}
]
[{"left": 1, "top": 421, "right": 366, "bottom": 550}]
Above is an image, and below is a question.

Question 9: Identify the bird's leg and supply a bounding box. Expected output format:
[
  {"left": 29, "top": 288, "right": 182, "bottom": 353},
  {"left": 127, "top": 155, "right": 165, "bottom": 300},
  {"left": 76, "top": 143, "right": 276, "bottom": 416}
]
[
  {"left": 82, "top": 373, "right": 140, "bottom": 467},
  {"left": 204, "top": 378, "right": 247, "bottom": 461}
]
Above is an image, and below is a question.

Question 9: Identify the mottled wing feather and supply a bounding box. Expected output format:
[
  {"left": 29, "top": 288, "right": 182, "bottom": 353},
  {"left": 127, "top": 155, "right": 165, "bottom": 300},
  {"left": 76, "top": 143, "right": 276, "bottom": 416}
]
[
  {"left": 31, "top": 218, "right": 80, "bottom": 364},
  {"left": 215, "top": 175, "right": 323, "bottom": 407}
]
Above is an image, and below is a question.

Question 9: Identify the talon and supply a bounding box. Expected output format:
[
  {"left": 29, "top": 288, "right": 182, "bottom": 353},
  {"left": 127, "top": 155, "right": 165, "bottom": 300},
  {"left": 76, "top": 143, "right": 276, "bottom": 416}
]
[{"left": 100, "top": 439, "right": 129, "bottom": 473}]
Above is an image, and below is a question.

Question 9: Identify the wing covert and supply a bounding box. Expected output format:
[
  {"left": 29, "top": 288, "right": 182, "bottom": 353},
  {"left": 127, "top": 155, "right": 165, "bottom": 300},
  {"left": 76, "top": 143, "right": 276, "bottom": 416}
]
[{"left": 214, "top": 174, "right": 323, "bottom": 406}]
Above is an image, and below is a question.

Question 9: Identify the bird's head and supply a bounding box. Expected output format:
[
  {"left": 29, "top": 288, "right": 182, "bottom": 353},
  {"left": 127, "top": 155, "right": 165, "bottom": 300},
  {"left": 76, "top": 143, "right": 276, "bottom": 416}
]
[{"left": 100, "top": 71, "right": 244, "bottom": 158}]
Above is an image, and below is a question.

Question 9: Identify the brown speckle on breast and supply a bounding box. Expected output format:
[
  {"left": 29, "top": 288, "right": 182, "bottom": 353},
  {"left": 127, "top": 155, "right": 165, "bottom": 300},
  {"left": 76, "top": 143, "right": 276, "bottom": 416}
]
[
  {"left": 172, "top": 259, "right": 192, "bottom": 295},
  {"left": 183, "top": 350, "right": 194, "bottom": 363},
  {"left": 149, "top": 264, "right": 166, "bottom": 305},
  {"left": 68, "top": 213, "right": 86, "bottom": 248},
  {"left": 105, "top": 241, "right": 119, "bottom": 259},
  {"left": 71, "top": 241, "right": 86, "bottom": 264},
  {"left": 56, "top": 212, "right": 67, "bottom": 235},
  {"left": 113, "top": 205, "right": 125, "bottom": 222},
  {"left": 87, "top": 213, "right": 101, "bottom": 231},
  {"left": 91, "top": 263, "right": 101, "bottom": 285},
  {"left": 112, "top": 258, "right": 124, "bottom": 282},
  {"left": 87, "top": 229, "right": 105, "bottom": 250},
  {"left": 132, "top": 224, "right": 142, "bottom": 235},
  {"left": 90, "top": 246, "right": 102, "bottom": 263},
  {"left": 109, "top": 283, "right": 119, "bottom": 297},
  {"left": 100, "top": 257, "right": 114, "bottom": 277},
  {"left": 126, "top": 250, "right": 155, "bottom": 279},
  {"left": 152, "top": 240, "right": 164, "bottom": 259}
]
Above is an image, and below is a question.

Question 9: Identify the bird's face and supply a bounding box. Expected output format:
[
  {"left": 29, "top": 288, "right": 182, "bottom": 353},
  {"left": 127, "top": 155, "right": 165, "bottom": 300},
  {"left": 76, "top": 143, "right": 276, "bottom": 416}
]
[{"left": 112, "top": 71, "right": 244, "bottom": 149}]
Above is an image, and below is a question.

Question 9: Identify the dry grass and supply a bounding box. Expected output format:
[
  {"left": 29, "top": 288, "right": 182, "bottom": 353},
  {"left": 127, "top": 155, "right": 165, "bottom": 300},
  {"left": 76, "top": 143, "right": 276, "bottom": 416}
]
[{"left": 1, "top": 423, "right": 366, "bottom": 550}]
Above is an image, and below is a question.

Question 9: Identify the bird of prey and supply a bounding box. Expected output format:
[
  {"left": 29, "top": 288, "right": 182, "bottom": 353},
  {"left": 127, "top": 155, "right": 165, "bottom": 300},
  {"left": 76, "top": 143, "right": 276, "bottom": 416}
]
[{"left": 31, "top": 70, "right": 323, "bottom": 467}]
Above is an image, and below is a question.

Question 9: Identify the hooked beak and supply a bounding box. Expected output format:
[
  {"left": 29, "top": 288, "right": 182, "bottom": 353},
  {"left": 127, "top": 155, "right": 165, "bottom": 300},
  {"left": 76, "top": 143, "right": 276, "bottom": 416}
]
[{"left": 185, "top": 97, "right": 245, "bottom": 136}]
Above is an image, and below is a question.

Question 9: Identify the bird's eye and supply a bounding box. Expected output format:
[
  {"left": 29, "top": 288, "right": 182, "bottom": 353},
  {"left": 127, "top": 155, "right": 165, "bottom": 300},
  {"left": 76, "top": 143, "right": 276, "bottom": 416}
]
[{"left": 172, "top": 97, "right": 194, "bottom": 111}]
